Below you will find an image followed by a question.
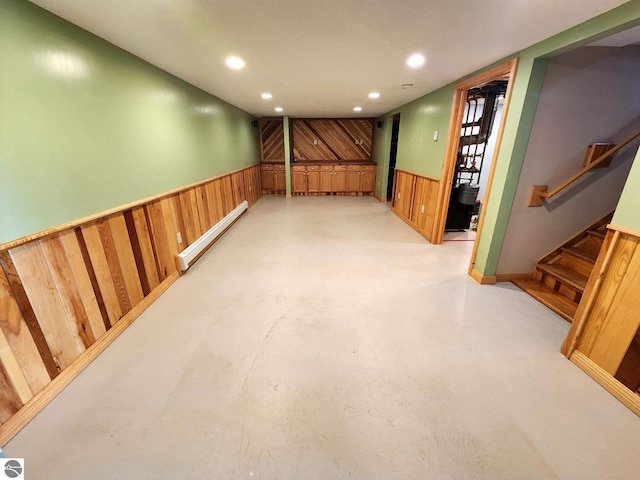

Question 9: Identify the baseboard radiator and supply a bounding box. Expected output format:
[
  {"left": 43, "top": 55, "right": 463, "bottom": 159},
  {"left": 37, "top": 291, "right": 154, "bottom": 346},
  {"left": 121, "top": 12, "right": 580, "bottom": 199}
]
[{"left": 177, "top": 200, "right": 248, "bottom": 271}]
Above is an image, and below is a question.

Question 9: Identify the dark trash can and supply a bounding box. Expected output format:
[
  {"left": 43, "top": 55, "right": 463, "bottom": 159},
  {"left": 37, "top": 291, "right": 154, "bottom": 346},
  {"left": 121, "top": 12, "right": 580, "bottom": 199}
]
[{"left": 457, "top": 183, "right": 479, "bottom": 205}]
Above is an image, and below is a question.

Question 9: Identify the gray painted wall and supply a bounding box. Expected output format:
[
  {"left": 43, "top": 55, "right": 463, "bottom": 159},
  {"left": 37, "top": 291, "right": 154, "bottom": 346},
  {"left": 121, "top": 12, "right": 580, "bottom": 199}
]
[{"left": 497, "top": 45, "right": 640, "bottom": 274}]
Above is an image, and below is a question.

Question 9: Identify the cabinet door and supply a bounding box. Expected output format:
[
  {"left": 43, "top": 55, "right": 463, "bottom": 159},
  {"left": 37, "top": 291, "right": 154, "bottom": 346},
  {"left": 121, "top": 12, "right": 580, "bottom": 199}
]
[
  {"left": 292, "top": 166, "right": 307, "bottom": 193},
  {"left": 347, "top": 166, "right": 362, "bottom": 192},
  {"left": 274, "top": 165, "right": 286, "bottom": 192},
  {"left": 320, "top": 166, "right": 333, "bottom": 192},
  {"left": 307, "top": 166, "right": 320, "bottom": 193},
  {"left": 361, "top": 166, "right": 375, "bottom": 193},
  {"left": 261, "top": 165, "right": 274, "bottom": 191},
  {"left": 333, "top": 166, "right": 347, "bottom": 192}
]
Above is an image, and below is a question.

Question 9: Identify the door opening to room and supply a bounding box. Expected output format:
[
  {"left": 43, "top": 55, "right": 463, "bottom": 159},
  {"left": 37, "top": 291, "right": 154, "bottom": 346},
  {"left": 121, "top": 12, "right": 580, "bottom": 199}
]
[
  {"left": 444, "top": 81, "right": 508, "bottom": 236},
  {"left": 386, "top": 114, "right": 401, "bottom": 201},
  {"left": 432, "top": 59, "right": 517, "bottom": 278}
]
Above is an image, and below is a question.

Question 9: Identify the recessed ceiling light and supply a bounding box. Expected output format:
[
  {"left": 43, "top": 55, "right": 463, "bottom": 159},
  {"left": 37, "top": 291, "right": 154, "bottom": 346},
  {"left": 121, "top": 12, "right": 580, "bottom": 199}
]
[
  {"left": 261, "top": 92, "right": 272, "bottom": 99},
  {"left": 353, "top": 106, "right": 362, "bottom": 112},
  {"left": 368, "top": 92, "right": 380, "bottom": 99},
  {"left": 406, "top": 53, "right": 425, "bottom": 68},
  {"left": 275, "top": 107, "right": 283, "bottom": 112},
  {"left": 225, "top": 55, "right": 245, "bottom": 69}
]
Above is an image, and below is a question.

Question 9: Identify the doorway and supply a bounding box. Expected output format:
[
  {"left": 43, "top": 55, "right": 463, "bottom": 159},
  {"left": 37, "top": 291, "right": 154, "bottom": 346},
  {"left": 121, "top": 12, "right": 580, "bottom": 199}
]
[
  {"left": 444, "top": 81, "right": 508, "bottom": 236},
  {"left": 386, "top": 114, "right": 401, "bottom": 201},
  {"left": 432, "top": 59, "right": 518, "bottom": 280}
]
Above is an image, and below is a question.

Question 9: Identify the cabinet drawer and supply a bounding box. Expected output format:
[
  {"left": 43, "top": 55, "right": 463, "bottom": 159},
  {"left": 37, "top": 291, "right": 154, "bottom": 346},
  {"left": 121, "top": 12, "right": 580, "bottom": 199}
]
[
  {"left": 292, "top": 165, "right": 306, "bottom": 172},
  {"left": 320, "top": 165, "right": 333, "bottom": 172},
  {"left": 274, "top": 164, "right": 285, "bottom": 171},
  {"left": 363, "top": 165, "right": 376, "bottom": 172},
  {"left": 261, "top": 164, "right": 274, "bottom": 171},
  {"left": 347, "top": 165, "right": 362, "bottom": 171},
  {"left": 306, "top": 165, "right": 320, "bottom": 172},
  {"left": 333, "top": 165, "right": 347, "bottom": 172}
]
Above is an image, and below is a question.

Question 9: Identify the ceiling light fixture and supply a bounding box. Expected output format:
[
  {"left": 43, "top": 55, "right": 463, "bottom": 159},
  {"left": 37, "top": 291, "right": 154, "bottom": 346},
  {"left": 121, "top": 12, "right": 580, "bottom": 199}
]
[
  {"left": 406, "top": 53, "right": 425, "bottom": 68},
  {"left": 261, "top": 92, "right": 272, "bottom": 99},
  {"left": 225, "top": 55, "right": 245, "bottom": 69},
  {"left": 368, "top": 92, "right": 380, "bottom": 99},
  {"left": 401, "top": 83, "right": 414, "bottom": 89},
  {"left": 275, "top": 107, "right": 283, "bottom": 112},
  {"left": 353, "top": 106, "right": 362, "bottom": 112}
]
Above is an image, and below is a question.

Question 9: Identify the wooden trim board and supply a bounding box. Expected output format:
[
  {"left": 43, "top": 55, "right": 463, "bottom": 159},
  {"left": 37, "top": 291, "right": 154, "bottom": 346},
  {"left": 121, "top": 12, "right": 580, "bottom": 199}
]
[
  {"left": 495, "top": 272, "right": 534, "bottom": 282},
  {"left": 470, "top": 268, "right": 497, "bottom": 285},
  {"left": 0, "top": 165, "right": 262, "bottom": 252},
  {"left": 571, "top": 350, "right": 640, "bottom": 416},
  {"left": 0, "top": 272, "right": 179, "bottom": 446},
  {"left": 608, "top": 223, "right": 640, "bottom": 238}
]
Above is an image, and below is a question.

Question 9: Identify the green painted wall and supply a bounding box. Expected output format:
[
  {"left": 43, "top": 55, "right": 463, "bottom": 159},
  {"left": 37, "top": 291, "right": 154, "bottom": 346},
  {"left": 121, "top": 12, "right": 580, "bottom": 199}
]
[
  {"left": 378, "top": 1, "right": 640, "bottom": 276},
  {"left": 0, "top": 0, "right": 260, "bottom": 244},
  {"left": 390, "top": 86, "right": 454, "bottom": 179},
  {"left": 612, "top": 147, "right": 640, "bottom": 231}
]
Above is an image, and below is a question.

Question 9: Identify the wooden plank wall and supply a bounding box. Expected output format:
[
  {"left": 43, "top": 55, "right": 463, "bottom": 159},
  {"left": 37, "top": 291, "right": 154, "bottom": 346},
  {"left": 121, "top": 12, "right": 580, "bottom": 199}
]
[
  {"left": 292, "top": 119, "right": 374, "bottom": 161},
  {"left": 565, "top": 225, "right": 640, "bottom": 414},
  {"left": 0, "top": 164, "right": 261, "bottom": 444},
  {"left": 260, "top": 119, "right": 285, "bottom": 162},
  {"left": 391, "top": 169, "right": 439, "bottom": 243}
]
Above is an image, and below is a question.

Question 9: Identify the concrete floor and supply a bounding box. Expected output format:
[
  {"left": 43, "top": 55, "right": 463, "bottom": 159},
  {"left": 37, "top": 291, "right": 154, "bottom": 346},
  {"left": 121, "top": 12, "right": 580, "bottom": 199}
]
[{"left": 6, "top": 196, "right": 640, "bottom": 479}]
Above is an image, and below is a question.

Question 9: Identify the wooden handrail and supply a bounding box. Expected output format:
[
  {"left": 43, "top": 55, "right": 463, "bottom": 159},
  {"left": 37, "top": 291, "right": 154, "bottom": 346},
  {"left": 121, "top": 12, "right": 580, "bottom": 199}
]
[{"left": 528, "top": 127, "right": 640, "bottom": 206}]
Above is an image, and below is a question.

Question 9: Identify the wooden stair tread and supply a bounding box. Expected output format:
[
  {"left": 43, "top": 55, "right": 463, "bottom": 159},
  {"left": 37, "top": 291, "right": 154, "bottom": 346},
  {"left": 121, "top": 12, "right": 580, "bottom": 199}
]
[
  {"left": 537, "top": 263, "right": 588, "bottom": 291},
  {"left": 561, "top": 245, "right": 598, "bottom": 263},
  {"left": 512, "top": 278, "right": 577, "bottom": 322},
  {"left": 587, "top": 229, "right": 606, "bottom": 239}
]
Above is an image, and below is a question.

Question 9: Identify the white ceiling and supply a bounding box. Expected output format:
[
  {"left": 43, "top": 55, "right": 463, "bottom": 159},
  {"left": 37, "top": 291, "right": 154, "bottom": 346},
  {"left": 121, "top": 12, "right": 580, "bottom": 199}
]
[{"left": 29, "top": 0, "right": 629, "bottom": 118}]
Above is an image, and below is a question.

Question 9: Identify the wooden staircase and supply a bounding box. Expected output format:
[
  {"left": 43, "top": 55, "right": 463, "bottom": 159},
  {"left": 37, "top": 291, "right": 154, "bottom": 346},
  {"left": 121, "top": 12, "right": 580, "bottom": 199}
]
[{"left": 513, "top": 213, "right": 613, "bottom": 322}]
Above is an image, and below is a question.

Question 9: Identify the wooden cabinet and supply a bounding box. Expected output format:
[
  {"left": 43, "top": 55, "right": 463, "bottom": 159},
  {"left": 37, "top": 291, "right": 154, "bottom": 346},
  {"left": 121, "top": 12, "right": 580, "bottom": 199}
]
[
  {"left": 347, "top": 165, "right": 362, "bottom": 192},
  {"left": 261, "top": 164, "right": 274, "bottom": 192},
  {"left": 274, "top": 164, "right": 286, "bottom": 192},
  {"left": 292, "top": 165, "right": 306, "bottom": 193},
  {"left": 320, "top": 166, "right": 333, "bottom": 193},
  {"left": 262, "top": 163, "right": 285, "bottom": 193},
  {"left": 290, "top": 163, "right": 375, "bottom": 195},
  {"left": 333, "top": 165, "right": 347, "bottom": 193},
  {"left": 307, "top": 165, "right": 320, "bottom": 193},
  {"left": 361, "top": 165, "right": 376, "bottom": 193}
]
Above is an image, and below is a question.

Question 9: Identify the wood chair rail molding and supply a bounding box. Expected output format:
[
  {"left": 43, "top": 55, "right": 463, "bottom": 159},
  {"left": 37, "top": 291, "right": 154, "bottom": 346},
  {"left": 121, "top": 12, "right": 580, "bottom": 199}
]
[
  {"left": 528, "top": 128, "right": 640, "bottom": 207},
  {"left": 0, "top": 164, "right": 262, "bottom": 252}
]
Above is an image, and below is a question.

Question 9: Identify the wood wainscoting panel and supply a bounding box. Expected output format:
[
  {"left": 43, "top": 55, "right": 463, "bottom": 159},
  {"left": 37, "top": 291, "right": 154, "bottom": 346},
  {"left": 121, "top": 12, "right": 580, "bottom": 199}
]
[
  {"left": 0, "top": 359, "right": 23, "bottom": 424},
  {"left": 391, "top": 169, "right": 440, "bottom": 243},
  {"left": 208, "top": 178, "right": 226, "bottom": 225},
  {"left": 221, "top": 175, "right": 234, "bottom": 216},
  {"left": 125, "top": 207, "right": 161, "bottom": 296},
  {"left": 392, "top": 170, "right": 415, "bottom": 220},
  {"left": 231, "top": 171, "right": 246, "bottom": 208},
  {"left": 578, "top": 234, "right": 640, "bottom": 375},
  {"left": 9, "top": 242, "right": 86, "bottom": 370},
  {"left": 243, "top": 165, "right": 262, "bottom": 206},
  {"left": 79, "top": 222, "right": 125, "bottom": 327},
  {"left": 145, "top": 196, "right": 180, "bottom": 281},
  {"left": 292, "top": 119, "right": 374, "bottom": 162},
  {"left": 0, "top": 270, "right": 50, "bottom": 395},
  {"left": 0, "top": 253, "right": 59, "bottom": 380}
]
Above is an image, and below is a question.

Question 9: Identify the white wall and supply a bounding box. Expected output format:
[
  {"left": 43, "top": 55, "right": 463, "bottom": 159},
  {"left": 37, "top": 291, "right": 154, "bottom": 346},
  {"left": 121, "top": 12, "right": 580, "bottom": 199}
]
[
  {"left": 496, "top": 46, "right": 640, "bottom": 274},
  {"left": 478, "top": 98, "right": 504, "bottom": 202}
]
